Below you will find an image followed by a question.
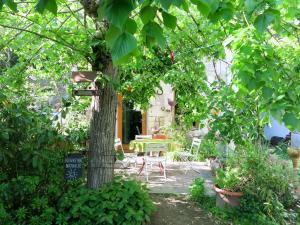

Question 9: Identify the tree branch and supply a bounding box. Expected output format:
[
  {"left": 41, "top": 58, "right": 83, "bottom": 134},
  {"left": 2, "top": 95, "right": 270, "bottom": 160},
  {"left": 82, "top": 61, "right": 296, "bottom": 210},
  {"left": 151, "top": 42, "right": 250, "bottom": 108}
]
[
  {"left": 0, "top": 23, "right": 87, "bottom": 54},
  {"left": 175, "top": 21, "right": 231, "bottom": 66},
  {"left": 212, "top": 60, "right": 222, "bottom": 82},
  {"left": 0, "top": 22, "right": 34, "bottom": 50},
  {"left": 64, "top": 3, "right": 91, "bottom": 35}
]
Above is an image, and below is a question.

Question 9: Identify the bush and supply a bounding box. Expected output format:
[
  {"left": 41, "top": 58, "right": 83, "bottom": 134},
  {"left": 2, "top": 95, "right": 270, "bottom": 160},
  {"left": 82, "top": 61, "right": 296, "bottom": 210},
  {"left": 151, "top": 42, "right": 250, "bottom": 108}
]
[
  {"left": 57, "top": 177, "right": 155, "bottom": 225},
  {"left": 190, "top": 143, "right": 300, "bottom": 225},
  {"left": 0, "top": 93, "right": 81, "bottom": 225},
  {"left": 237, "top": 145, "right": 299, "bottom": 224},
  {"left": 189, "top": 178, "right": 206, "bottom": 202},
  {"left": 197, "top": 138, "right": 218, "bottom": 161},
  {"left": 0, "top": 93, "right": 155, "bottom": 225},
  {"left": 215, "top": 167, "right": 243, "bottom": 192}
]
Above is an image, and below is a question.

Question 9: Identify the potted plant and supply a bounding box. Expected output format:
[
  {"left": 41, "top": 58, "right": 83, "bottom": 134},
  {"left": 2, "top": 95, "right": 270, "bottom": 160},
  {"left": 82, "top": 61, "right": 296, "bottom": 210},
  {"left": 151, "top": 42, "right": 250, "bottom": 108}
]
[{"left": 214, "top": 167, "right": 244, "bottom": 208}]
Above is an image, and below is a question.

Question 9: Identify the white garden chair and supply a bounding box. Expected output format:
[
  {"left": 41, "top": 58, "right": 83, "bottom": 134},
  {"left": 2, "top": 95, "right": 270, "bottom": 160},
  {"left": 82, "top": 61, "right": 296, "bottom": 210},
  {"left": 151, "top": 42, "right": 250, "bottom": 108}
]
[
  {"left": 176, "top": 138, "right": 202, "bottom": 171},
  {"left": 143, "top": 142, "right": 168, "bottom": 181},
  {"left": 135, "top": 135, "right": 153, "bottom": 140},
  {"left": 114, "top": 138, "right": 137, "bottom": 168}
]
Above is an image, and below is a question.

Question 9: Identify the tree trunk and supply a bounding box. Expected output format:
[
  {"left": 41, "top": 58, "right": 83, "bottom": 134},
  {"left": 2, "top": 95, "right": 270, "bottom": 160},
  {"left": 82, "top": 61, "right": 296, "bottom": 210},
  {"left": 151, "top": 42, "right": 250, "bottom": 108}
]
[
  {"left": 79, "top": 0, "right": 118, "bottom": 189},
  {"left": 87, "top": 62, "right": 117, "bottom": 188}
]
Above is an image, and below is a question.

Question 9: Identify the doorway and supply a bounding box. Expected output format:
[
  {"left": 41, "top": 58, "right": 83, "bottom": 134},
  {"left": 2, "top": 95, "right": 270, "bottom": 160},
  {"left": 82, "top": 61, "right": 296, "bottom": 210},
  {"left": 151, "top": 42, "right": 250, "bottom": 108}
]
[
  {"left": 122, "top": 101, "right": 142, "bottom": 144},
  {"left": 117, "top": 96, "right": 147, "bottom": 151}
]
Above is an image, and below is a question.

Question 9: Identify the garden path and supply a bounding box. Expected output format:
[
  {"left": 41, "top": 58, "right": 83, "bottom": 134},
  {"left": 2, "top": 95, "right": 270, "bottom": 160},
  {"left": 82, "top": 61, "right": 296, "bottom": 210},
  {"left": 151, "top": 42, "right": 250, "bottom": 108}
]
[
  {"left": 149, "top": 194, "right": 218, "bottom": 225},
  {"left": 116, "top": 162, "right": 218, "bottom": 224}
]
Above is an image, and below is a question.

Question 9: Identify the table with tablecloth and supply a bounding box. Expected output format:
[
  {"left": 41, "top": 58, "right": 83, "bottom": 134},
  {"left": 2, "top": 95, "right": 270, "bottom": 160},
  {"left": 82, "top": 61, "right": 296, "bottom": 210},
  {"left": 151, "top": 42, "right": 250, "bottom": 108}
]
[
  {"left": 129, "top": 139, "right": 180, "bottom": 153},
  {"left": 129, "top": 138, "right": 181, "bottom": 175}
]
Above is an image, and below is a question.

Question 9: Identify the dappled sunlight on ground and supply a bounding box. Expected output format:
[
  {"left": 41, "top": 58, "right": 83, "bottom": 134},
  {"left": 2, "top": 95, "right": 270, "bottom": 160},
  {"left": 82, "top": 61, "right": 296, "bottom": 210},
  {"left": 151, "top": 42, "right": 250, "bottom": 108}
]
[
  {"left": 148, "top": 194, "right": 218, "bottom": 225},
  {"left": 115, "top": 161, "right": 215, "bottom": 195}
]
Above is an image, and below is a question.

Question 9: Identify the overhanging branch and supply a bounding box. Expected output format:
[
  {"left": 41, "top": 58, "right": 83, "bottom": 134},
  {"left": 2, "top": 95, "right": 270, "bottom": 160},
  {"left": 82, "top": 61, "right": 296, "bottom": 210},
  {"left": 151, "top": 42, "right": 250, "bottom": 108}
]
[{"left": 0, "top": 23, "right": 87, "bottom": 55}]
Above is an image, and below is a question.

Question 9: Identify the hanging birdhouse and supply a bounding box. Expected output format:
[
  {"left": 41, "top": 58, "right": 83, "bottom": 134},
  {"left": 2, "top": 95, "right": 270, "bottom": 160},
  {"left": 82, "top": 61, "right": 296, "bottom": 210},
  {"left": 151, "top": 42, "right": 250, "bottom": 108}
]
[
  {"left": 71, "top": 71, "right": 101, "bottom": 96},
  {"left": 71, "top": 71, "right": 97, "bottom": 83}
]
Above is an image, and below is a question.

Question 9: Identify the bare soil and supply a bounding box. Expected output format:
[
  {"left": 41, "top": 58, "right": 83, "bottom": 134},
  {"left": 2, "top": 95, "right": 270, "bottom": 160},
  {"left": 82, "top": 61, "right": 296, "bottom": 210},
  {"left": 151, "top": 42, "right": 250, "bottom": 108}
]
[{"left": 149, "top": 194, "right": 218, "bottom": 225}]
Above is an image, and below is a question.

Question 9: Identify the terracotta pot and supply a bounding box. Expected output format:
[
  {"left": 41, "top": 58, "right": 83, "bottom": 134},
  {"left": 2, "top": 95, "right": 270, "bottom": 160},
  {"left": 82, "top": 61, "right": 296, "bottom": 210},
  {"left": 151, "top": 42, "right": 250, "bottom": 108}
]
[
  {"left": 214, "top": 185, "right": 243, "bottom": 208},
  {"left": 287, "top": 147, "right": 300, "bottom": 171}
]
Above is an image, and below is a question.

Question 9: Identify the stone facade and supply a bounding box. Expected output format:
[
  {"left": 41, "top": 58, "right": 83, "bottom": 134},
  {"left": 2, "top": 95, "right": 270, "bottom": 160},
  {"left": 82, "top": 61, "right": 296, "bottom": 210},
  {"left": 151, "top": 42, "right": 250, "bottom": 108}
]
[{"left": 146, "top": 81, "right": 175, "bottom": 134}]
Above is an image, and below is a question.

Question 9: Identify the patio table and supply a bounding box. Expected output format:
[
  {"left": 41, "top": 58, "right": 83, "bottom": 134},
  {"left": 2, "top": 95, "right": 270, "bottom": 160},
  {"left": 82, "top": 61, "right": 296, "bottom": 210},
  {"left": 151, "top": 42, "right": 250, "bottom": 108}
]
[{"left": 129, "top": 139, "right": 178, "bottom": 153}]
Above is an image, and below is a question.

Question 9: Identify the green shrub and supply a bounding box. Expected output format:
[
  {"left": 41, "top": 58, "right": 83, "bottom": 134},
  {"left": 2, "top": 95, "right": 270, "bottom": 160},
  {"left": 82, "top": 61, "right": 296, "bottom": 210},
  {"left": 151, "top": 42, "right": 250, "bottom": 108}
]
[
  {"left": 0, "top": 94, "right": 154, "bottom": 225},
  {"left": 219, "top": 144, "right": 298, "bottom": 224},
  {"left": 197, "top": 138, "right": 218, "bottom": 161},
  {"left": 0, "top": 93, "right": 80, "bottom": 224},
  {"left": 215, "top": 167, "right": 243, "bottom": 192},
  {"left": 57, "top": 177, "right": 155, "bottom": 225},
  {"left": 237, "top": 145, "right": 298, "bottom": 224},
  {"left": 189, "top": 178, "right": 206, "bottom": 202},
  {"left": 190, "top": 143, "right": 299, "bottom": 225}
]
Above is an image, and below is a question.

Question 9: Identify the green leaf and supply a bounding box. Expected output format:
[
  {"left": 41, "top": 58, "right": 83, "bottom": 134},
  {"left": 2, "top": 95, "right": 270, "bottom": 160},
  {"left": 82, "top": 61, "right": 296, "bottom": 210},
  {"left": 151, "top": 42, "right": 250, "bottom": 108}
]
[
  {"left": 104, "top": 0, "right": 134, "bottom": 29},
  {"left": 262, "top": 87, "right": 273, "bottom": 99},
  {"left": 192, "top": 0, "right": 219, "bottom": 16},
  {"left": 158, "top": 0, "right": 173, "bottom": 10},
  {"left": 125, "top": 18, "right": 137, "bottom": 34},
  {"left": 140, "top": 6, "right": 157, "bottom": 24},
  {"left": 218, "top": 8, "right": 233, "bottom": 21},
  {"left": 61, "top": 110, "right": 66, "bottom": 119},
  {"left": 158, "top": 0, "right": 183, "bottom": 9},
  {"left": 35, "top": 0, "right": 57, "bottom": 14},
  {"left": 181, "top": 0, "right": 189, "bottom": 12},
  {"left": 3, "top": 0, "right": 17, "bottom": 12},
  {"left": 283, "top": 113, "right": 300, "bottom": 130},
  {"left": 0, "top": 1, "right": 3, "bottom": 10},
  {"left": 32, "top": 156, "right": 38, "bottom": 168},
  {"left": 245, "top": 0, "right": 261, "bottom": 14},
  {"left": 191, "top": 0, "right": 210, "bottom": 16},
  {"left": 97, "top": 3, "right": 107, "bottom": 20},
  {"left": 173, "top": 0, "right": 184, "bottom": 7},
  {"left": 116, "top": 152, "right": 125, "bottom": 161},
  {"left": 140, "top": 0, "right": 151, "bottom": 8},
  {"left": 111, "top": 32, "right": 137, "bottom": 63},
  {"left": 141, "top": 22, "right": 166, "bottom": 47},
  {"left": 162, "top": 12, "right": 177, "bottom": 29},
  {"left": 106, "top": 25, "right": 122, "bottom": 49},
  {"left": 254, "top": 9, "right": 278, "bottom": 33},
  {"left": 209, "top": 3, "right": 233, "bottom": 22}
]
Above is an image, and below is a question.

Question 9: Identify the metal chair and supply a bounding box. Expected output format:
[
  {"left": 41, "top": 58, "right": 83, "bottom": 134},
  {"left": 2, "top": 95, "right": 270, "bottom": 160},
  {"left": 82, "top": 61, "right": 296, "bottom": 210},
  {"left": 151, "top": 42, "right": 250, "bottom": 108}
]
[
  {"left": 114, "top": 138, "right": 137, "bottom": 168},
  {"left": 142, "top": 142, "right": 168, "bottom": 181},
  {"left": 176, "top": 138, "right": 202, "bottom": 171},
  {"left": 135, "top": 135, "right": 153, "bottom": 140}
]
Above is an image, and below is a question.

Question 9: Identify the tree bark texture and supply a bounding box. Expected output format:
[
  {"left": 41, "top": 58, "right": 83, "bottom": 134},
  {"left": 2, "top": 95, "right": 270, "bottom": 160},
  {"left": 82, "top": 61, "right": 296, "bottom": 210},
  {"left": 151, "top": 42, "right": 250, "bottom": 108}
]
[
  {"left": 87, "top": 62, "right": 117, "bottom": 188},
  {"left": 80, "top": 0, "right": 118, "bottom": 188}
]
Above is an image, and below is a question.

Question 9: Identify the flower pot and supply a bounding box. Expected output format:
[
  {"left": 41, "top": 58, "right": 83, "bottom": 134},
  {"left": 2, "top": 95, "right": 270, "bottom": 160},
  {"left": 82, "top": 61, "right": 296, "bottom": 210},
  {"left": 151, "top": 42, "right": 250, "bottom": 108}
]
[
  {"left": 287, "top": 147, "right": 300, "bottom": 171},
  {"left": 214, "top": 185, "right": 243, "bottom": 208}
]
